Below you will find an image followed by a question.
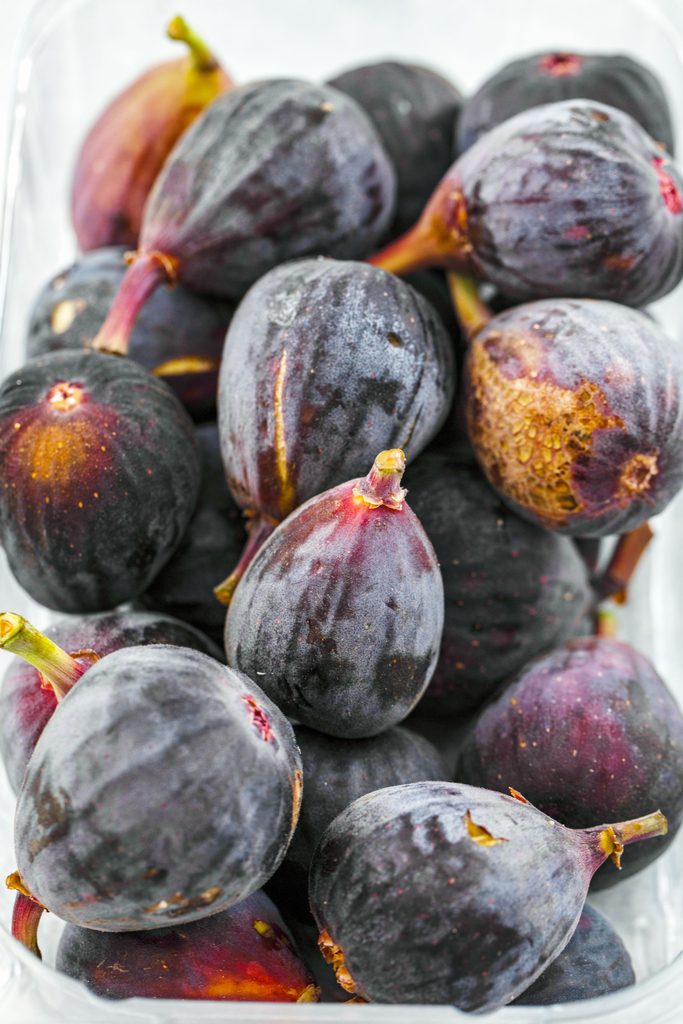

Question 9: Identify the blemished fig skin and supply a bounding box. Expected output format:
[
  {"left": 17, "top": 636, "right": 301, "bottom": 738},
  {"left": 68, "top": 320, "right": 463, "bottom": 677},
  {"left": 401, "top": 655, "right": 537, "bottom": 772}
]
[
  {"left": 308, "top": 782, "right": 667, "bottom": 1009},
  {"left": 327, "top": 60, "right": 462, "bottom": 234},
  {"left": 407, "top": 452, "right": 591, "bottom": 714},
  {"left": 56, "top": 890, "right": 318, "bottom": 1003},
  {"left": 513, "top": 904, "right": 635, "bottom": 1005},
  {"left": 11, "top": 643, "right": 302, "bottom": 943},
  {"left": 225, "top": 450, "right": 444, "bottom": 739},
  {"left": 71, "top": 16, "right": 231, "bottom": 251},
  {"left": 0, "top": 609, "right": 221, "bottom": 794},
  {"left": 370, "top": 100, "right": 683, "bottom": 308},
  {"left": 457, "top": 636, "right": 683, "bottom": 888},
  {"left": 267, "top": 724, "right": 447, "bottom": 912},
  {"left": 27, "top": 248, "right": 233, "bottom": 422},
  {"left": 91, "top": 79, "right": 397, "bottom": 356},
  {"left": 0, "top": 351, "right": 200, "bottom": 611},
  {"left": 457, "top": 51, "right": 674, "bottom": 155},
  {"left": 464, "top": 298, "right": 683, "bottom": 536}
]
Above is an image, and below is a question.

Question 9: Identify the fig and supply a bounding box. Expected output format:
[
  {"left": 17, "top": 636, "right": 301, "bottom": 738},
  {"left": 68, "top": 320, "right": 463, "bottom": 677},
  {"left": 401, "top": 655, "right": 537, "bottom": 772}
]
[
  {"left": 407, "top": 452, "right": 590, "bottom": 713},
  {"left": 327, "top": 60, "right": 462, "bottom": 233},
  {"left": 7, "top": 639, "right": 301, "bottom": 949},
  {"left": 91, "top": 79, "right": 397, "bottom": 356},
  {"left": 370, "top": 100, "right": 683, "bottom": 307},
  {"left": 0, "top": 609, "right": 220, "bottom": 794},
  {"left": 27, "top": 247, "right": 233, "bottom": 422},
  {"left": 457, "top": 636, "right": 683, "bottom": 887},
  {"left": 215, "top": 258, "right": 454, "bottom": 600},
  {"left": 71, "top": 16, "right": 232, "bottom": 251},
  {"left": 308, "top": 781, "right": 666, "bottom": 1009},
  {"left": 225, "top": 450, "right": 444, "bottom": 738},
  {"left": 56, "top": 890, "right": 318, "bottom": 1002},
  {"left": 513, "top": 905, "right": 635, "bottom": 1005},
  {"left": 0, "top": 351, "right": 200, "bottom": 611},
  {"left": 461, "top": 296, "right": 683, "bottom": 536},
  {"left": 457, "top": 51, "right": 674, "bottom": 154}
]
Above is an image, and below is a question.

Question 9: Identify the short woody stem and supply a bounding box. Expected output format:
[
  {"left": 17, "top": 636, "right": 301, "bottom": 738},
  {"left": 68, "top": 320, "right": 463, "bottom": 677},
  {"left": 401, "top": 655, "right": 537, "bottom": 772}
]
[
  {"left": 7, "top": 873, "right": 46, "bottom": 959},
  {"left": 353, "top": 449, "right": 407, "bottom": 510},
  {"left": 596, "top": 522, "right": 654, "bottom": 604},
  {"left": 585, "top": 809, "right": 668, "bottom": 870},
  {"left": 92, "top": 250, "right": 178, "bottom": 356},
  {"left": 447, "top": 272, "right": 492, "bottom": 341},
  {"left": 0, "top": 614, "right": 87, "bottom": 701},
  {"left": 167, "top": 15, "right": 219, "bottom": 72},
  {"left": 214, "top": 516, "right": 277, "bottom": 607}
]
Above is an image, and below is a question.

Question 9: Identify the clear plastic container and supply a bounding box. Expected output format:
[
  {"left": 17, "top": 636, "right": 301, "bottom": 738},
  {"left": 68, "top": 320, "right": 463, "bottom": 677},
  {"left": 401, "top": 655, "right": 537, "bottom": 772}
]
[{"left": 2, "top": 0, "right": 683, "bottom": 1019}]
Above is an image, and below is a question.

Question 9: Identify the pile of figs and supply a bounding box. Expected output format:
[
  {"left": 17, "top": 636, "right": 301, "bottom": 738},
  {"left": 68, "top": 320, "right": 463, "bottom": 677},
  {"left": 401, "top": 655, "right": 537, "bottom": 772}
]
[{"left": 1, "top": 11, "right": 683, "bottom": 1014}]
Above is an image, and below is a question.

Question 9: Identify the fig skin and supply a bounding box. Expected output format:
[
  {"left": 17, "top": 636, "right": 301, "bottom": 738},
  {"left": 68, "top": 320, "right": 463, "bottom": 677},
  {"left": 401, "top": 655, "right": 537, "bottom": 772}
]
[
  {"left": 457, "top": 51, "right": 674, "bottom": 155},
  {"left": 457, "top": 636, "right": 683, "bottom": 888},
  {"left": 27, "top": 248, "right": 233, "bottom": 422},
  {"left": 327, "top": 60, "right": 462, "bottom": 233},
  {"left": 225, "top": 451, "right": 444, "bottom": 739},
  {"left": 0, "top": 610, "right": 221, "bottom": 795},
  {"left": 464, "top": 298, "right": 683, "bottom": 536},
  {"left": 371, "top": 100, "right": 683, "bottom": 307},
  {"left": 71, "top": 17, "right": 231, "bottom": 251},
  {"left": 0, "top": 351, "right": 200, "bottom": 611},
  {"left": 15, "top": 645, "right": 302, "bottom": 931},
  {"left": 218, "top": 258, "right": 454, "bottom": 528},
  {"left": 407, "top": 452, "right": 591, "bottom": 714},
  {"left": 514, "top": 905, "right": 635, "bottom": 1005},
  {"left": 56, "top": 889, "right": 318, "bottom": 1002},
  {"left": 308, "top": 782, "right": 665, "bottom": 1009}
]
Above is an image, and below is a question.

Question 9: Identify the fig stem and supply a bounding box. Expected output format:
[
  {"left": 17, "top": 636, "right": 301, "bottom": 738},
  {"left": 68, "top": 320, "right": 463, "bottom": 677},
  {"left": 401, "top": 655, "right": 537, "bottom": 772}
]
[
  {"left": 584, "top": 809, "right": 667, "bottom": 870},
  {"left": 0, "top": 613, "right": 87, "bottom": 701},
  {"left": 368, "top": 223, "right": 438, "bottom": 276},
  {"left": 167, "top": 15, "right": 219, "bottom": 73},
  {"left": 353, "top": 449, "right": 407, "bottom": 510},
  {"left": 447, "top": 272, "right": 492, "bottom": 340},
  {"left": 6, "top": 873, "right": 45, "bottom": 959},
  {"left": 91, "top": 250, "right": 178, "bottom": 356},
  {"left": 214, "top": 516, "right": 277, "bottom": 606},
  {"left": 596, "top": 522, "right": 654, "bottom": 603},
  {"left": 595, "top": 608, "right": 618, "bottom": 638}
]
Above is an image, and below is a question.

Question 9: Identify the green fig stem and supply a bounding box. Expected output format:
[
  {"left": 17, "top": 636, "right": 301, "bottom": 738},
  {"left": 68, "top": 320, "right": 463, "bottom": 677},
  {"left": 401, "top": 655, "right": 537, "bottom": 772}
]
[
  {"left": 0, "top": 613, "right": 88, "bottom": 701},
  {"left": 595, "top": 608, "right": 618, "bottom": 638},
  {"left": 167, "top": 14, "right": 220, "bottom": 73},
  {"left": 596, "top": 522, "right": 654, "bottom": 604},
  {"left": 7, "top": 873, "right": 46, "bottom": 959},
  {"left": 214, "top": 516, "right": 277, "bottom": 607},
  {"left": 447, "top": 272, "right": 492, "bottom": 341},
  {"left": 92, "top": 250, "right": 178, "bottom": 356},
  {"left": 353, "top": 449, "right": 407, "bottom": 510},
  {"left": 584, "top": 809, "right": 668, "bottom": 870},
  {"left": 368, "top": 223, "right": 436, "bottom": 276}
]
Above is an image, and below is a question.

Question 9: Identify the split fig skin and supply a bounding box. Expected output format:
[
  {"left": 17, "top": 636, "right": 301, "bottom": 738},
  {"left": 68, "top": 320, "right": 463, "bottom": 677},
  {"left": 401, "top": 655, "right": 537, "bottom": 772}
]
[
  {"left": 464, "top": 298, "right": 683, "bottom": 536},
  {"left": 457, "top": 636, "right": 683, "bottom": 887},
  {"left": 0, "top": 351, "right": 200, "bottom": 611},
  {"left": 308, "top": 781, "right": 666, "bottom": 1009},
  {"left": 56, "top": 889, "right": 318, "bottom": 1002},
  {"left": 371, "top": 100, "right": 683, "bottom": 307},
  {"left": 225, "top": 451, "right": 444, "bottom": 738},
  {"left": 457, "top": 51, "right": 674, "bottom": 155}
]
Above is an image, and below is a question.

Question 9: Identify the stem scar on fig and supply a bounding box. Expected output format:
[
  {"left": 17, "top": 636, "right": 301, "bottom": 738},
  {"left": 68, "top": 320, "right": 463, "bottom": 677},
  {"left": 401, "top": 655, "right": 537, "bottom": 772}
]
[
  {"left": 318, "top": 929, "right": 358, "bottom": 994},
  {"left": 463, "top": 809, "right": 508, "bottom": 847},
  {"left": 352, "top": 448, "right": 407, "bottom": 510}
]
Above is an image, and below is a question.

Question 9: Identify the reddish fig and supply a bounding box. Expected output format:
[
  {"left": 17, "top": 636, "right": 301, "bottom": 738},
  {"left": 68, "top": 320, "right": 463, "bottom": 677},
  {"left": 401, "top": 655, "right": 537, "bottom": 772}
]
[
  {"left": 0, "top": 351, "right": 200, "bottom": 611},
  {"left": 309, "top": 782, "right": 666, "bottom": 1009},
  {"left": 370, "top": 100, "right": 683, "bottom": 307},
  {"left": 56, "top": 890, "right": 318, "bottom": 1002},
  {"left": 71, "top": 16, "right": 232, "bottom": 251},
  {"left": 225, "top": 450, "right": 444, "bottom": 738}
]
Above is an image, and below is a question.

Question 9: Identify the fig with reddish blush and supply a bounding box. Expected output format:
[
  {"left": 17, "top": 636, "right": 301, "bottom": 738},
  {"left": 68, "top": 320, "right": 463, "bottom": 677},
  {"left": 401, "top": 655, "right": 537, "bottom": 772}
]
[
  {"left": 327, "top": 61, "right": 462, "bottom": 233},
  {"left": 0, "top": 609, "right": 221, "bottom": 794},
  {"left": 90, "top": 80, "right": 396, "bottom": 357},
  {"left": 462, "top": 297, "right": 683, "bottom": 536},
  {"left": 0, "top": 351, "right": 200, "bottom": 611},
  {"left": 6, "top": 638, "right": 301, "bottom": 952},
  {"left": 267, "top": 724, "right": 447, "bottom": 913},
  {"left": 407, "top": 452, "right": 590, "bottom": 714},
  {"left": 225, "top": 450, "right": 444, "bottom": 738},
  {"left": 457, "top": 51, "right": 673, "bottom": 154},
  {"left": 28, "top": 248, "right": 233, "bottom": 421},
  {"left": 309, "top": 782, "right": 666, "bottom": 1010},
  {"left": 56, "top": 889, "right": 318, "bottom": 1003},
  {"left": 513, "top": 905, "right": 634, "bottom": 1005},
  {"left": 72, "top": 16, "right": 231, "bottom": 251},
  {"left": 140, "top": 425, "right": 246, "bottom": 644},
  {"left": 457, "top": 636, "right": 683, "bottom": 888},
  {"left": 215, "top": 259, "right": 454, "bottom": 600},
  {"left": 370, "top": 100, "right": 683, "bottom": 307}
]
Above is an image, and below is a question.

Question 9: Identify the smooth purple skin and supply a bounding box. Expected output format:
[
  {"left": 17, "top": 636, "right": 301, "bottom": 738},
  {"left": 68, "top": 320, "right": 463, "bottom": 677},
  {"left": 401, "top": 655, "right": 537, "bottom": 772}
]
[
  {"left": 309, "top": 782, "right": 602, "bottom": 1010},
  {"left": 514, "top": 905, "right": 635, "bottom": 1005},
  {"left": 143, "top": 80, "right": 397, "bottom": 300},
  {"left": 457, "top": 637, "right": 683, "bottom": 887},
  {"left": 453, "top": 100, "right": 683, "bottom": 306},
  {"left": 457, "top": 52, "right": 674, "bottom": 155},
  {"left": 465, "top": 298, "right": 683, "bottom": 536}
]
